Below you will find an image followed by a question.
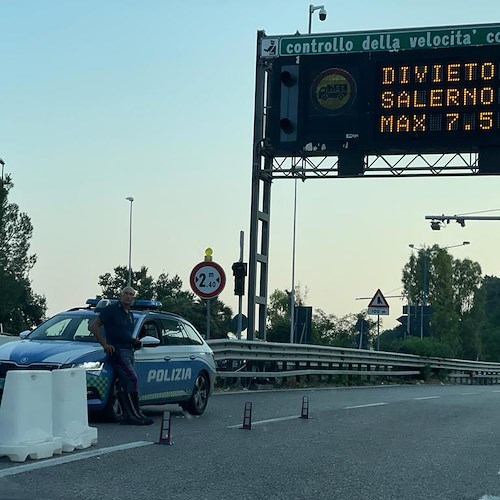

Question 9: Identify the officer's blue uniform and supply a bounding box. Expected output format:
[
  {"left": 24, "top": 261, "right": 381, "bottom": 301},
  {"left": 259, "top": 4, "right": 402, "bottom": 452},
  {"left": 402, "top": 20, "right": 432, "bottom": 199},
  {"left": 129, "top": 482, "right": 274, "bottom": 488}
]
[{"left": 99, "top": 301, "right": 138, "bottom": 393}]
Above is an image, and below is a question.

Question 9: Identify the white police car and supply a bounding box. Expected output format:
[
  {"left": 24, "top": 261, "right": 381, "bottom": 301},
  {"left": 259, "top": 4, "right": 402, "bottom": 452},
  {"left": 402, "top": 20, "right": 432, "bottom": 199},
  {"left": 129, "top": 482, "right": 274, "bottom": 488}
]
[{"left": 0, "top": 299, "right": 217, "bottom": 421}]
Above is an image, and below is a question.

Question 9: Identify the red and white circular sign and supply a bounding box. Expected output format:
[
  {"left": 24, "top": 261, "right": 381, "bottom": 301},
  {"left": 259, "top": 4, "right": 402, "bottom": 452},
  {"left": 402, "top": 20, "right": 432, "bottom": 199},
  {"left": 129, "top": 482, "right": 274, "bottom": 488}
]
[{"left": 189, "top": 261, "right": 226, "bottom": 299}]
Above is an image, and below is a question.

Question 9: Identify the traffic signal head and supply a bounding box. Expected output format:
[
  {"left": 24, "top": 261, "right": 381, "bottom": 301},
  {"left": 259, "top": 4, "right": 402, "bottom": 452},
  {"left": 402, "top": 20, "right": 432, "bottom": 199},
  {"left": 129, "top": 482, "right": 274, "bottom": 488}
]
[
  {"left": 232, "top": 262, "right": 247, "bottom": 296},
  {"left": 279, "top": 65, "right": 299, "bottom": 142}
]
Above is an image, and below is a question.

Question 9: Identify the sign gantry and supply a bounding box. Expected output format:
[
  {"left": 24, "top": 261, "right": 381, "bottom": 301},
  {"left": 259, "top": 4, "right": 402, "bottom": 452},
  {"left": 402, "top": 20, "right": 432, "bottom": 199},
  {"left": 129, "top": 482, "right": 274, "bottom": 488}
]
[{"left": 248, "top": 22, "right": 500, "bottom": 340}]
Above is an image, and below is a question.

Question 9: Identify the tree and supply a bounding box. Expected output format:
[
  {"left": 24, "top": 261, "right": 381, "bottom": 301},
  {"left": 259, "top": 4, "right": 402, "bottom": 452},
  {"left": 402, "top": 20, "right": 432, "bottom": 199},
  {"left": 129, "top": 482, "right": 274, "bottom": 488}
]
[
  {"left": 474, "top": 276, "right": 500, "bottom": 361},
  {"left": 0, "top": 175, "right": 46, "bottom": 332},
  {"left": 266, "top": 286, "right": 308, "bottom": 342},
  {"left": 266, "top": 289, "right": 293, "bottom": 342},
  {"left": 98, "top": 265, "right": 155, "bottom": 299},
  {"left": 401, "top": 245, "right": 482, "bottom": 356}
]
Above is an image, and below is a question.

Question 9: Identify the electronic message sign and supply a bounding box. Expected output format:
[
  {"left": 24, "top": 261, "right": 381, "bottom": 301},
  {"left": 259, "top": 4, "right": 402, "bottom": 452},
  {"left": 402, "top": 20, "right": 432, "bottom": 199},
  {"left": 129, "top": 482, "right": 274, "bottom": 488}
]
[{"left": 263, "top": 23, "right": 500, "bottom": 173}]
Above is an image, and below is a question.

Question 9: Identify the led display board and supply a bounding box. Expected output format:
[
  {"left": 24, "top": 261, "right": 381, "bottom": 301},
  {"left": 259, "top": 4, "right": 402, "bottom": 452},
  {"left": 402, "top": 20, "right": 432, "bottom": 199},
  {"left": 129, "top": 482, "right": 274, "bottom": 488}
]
[{"left": 263, "top": 23, "right": 500, "bottom": 170}]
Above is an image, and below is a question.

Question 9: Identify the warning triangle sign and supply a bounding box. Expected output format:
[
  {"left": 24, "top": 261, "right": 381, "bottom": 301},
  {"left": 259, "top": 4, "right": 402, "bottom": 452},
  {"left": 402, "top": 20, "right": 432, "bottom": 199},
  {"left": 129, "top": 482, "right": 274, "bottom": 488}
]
[{"left": 368, "top": 289, "right": 389, "bottom": 308}]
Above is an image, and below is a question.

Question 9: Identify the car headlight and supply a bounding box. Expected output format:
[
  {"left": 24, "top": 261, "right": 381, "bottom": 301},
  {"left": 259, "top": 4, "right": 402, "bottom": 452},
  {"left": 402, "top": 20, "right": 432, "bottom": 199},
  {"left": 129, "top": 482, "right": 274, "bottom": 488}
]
[{"left": 71, "top": 361, "right": 104, "bottom": 372}]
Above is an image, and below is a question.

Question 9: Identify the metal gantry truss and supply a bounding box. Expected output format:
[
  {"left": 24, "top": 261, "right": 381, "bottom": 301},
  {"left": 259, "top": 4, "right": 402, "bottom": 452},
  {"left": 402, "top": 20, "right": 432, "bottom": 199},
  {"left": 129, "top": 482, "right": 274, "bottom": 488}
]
[{"left": 267, "top": 152, "right": 480, "bottom": 179}]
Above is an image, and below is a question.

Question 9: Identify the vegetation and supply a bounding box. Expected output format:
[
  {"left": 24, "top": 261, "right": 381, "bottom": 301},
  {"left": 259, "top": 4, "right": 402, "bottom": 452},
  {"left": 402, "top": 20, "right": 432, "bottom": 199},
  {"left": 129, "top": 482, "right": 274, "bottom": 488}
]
[
  {"left": 0, "top": 175, "right": 46, "bottom": 333},
  {"left": 380, "top": 245, "right": 493, "bottom": 360},
  {"left": 264, "top": 286, "right": 376, "bottom": 348}
]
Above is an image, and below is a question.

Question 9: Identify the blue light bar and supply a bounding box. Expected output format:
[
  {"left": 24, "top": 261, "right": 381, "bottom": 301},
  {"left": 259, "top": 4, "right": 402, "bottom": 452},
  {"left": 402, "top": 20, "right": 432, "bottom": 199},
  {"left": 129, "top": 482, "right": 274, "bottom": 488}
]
[
  {"left": 133, "top": 300, "right": 162, "bottom": 310},
  {"left": 85, "top": 298, "right": 162, "bottom": 310}
]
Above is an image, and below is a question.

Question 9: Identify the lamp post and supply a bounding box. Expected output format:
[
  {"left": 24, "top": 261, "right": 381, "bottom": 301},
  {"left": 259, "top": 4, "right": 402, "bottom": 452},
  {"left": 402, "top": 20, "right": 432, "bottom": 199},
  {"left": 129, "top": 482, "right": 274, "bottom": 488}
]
[
  {"left": 408, "top": 241, "right": 470, "bottom": 338},
  {"left": 308, "top": 4, "right": 327, "bottom": 34},
  {"left": 126, "top": 197, "right": 134, "bottom": 287},
  {"left": 288, "top": 5, "right": 328, "bottom": 343},
  {"left": 290, "top": 177, "right": 298, "bottom": 344}
]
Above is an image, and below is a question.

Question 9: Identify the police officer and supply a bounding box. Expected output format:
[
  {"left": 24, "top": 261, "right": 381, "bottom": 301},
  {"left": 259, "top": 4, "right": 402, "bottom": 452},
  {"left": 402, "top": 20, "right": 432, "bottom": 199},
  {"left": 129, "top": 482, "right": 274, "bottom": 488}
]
[{"left": 89, "top": 287, "right": 154, "bottom": 425}]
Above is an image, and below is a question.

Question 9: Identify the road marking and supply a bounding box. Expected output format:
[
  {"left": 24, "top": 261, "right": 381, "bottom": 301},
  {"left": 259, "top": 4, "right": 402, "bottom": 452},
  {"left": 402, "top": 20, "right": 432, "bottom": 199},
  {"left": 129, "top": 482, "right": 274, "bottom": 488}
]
[
  {"left": 227, "top": 415, "right": 301, "bottom": 429},
  {"left": 460, "top": 392, "right": 479, "bottom": 395},
  {"left": 0, "top": 441, "right": 154, "bottom": 478},
  {"left": 414, "top": 396, "right": 440, "bottom": 400},
  {"left": 344, "top": 402, "right": 387, "bottom": 409},
  {"left": 479, "top": 496, "right": 500, "bottom": 499}
]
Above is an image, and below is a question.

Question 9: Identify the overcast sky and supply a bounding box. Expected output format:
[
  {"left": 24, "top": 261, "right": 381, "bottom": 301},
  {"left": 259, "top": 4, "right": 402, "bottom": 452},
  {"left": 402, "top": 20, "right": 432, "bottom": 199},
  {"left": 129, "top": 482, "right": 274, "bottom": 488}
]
[{"left": 2, "top": 0, "right": 500, "bottom": 332}]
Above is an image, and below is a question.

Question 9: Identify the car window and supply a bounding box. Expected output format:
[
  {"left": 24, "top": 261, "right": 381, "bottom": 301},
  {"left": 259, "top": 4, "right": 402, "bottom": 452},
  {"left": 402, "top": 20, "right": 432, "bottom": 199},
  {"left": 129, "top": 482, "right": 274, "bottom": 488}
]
[
  {"left": 73, "top": 317, "right": 102, "bottom": 342},
  {"left": 159, "top": 318, "right": 189, "bottom": 346},
  {"left": 45, "top": 318, "right": 72, "bottom": 338},
  {"left": 181, "top": 322, "right": 204, "bottom": 346},
  {"left": 28, "top": 313, "right": 101, "bottom": 342},
  {"left": 138, "top": 320, "right": 160, "bottom": 340}
]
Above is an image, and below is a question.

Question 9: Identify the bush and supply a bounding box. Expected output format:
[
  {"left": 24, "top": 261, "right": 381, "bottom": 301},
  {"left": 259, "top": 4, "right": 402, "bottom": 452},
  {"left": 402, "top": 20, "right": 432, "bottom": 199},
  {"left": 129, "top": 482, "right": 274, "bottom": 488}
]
[{"left": 397, "top": 337, "right": 455, "bottom": 358}]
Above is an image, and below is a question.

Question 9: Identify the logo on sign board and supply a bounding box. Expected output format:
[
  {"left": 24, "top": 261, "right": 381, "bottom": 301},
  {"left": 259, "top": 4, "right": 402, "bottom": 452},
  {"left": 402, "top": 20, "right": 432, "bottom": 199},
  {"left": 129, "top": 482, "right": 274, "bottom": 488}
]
[
  {"left": 311, "top": 68, "right": 357, "bottom": 113},
  {"left": 261, "top": 38, "right": 278, "bottom": 58}
]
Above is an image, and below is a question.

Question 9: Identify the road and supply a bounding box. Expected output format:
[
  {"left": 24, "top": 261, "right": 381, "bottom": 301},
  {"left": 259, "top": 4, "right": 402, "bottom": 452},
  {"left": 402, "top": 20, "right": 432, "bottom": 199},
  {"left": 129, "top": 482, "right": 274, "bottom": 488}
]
[{"left": 1, "top": 384, "right": 500, "bottom": 500}]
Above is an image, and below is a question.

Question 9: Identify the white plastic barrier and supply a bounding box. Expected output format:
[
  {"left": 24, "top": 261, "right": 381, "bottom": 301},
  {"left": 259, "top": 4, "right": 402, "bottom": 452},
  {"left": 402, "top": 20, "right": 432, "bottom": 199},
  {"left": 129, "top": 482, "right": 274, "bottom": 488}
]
[
  {"left": 52, "top": 368, "right": 98, "bottom": 452},
  {"left": 0, "top": 371, "right": 63, "bottom": 462}
]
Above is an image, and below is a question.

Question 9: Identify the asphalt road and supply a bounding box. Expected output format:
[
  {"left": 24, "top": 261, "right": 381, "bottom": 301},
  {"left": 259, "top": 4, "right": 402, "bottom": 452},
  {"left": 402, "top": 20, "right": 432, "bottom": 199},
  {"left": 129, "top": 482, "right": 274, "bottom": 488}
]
[{"left": 1, "top": 384, "right": 500, "bottom": 500}]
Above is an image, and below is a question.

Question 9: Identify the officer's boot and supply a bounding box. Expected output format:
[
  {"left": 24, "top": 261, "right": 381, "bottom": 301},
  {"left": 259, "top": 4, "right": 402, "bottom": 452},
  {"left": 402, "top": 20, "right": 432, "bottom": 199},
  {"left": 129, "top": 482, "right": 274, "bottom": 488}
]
[
  {"left": 130, "top": 391, "right": 154, "bottom": 425},
  {"left": 117, "top": 391, "right": 147, "bottom": 425}
]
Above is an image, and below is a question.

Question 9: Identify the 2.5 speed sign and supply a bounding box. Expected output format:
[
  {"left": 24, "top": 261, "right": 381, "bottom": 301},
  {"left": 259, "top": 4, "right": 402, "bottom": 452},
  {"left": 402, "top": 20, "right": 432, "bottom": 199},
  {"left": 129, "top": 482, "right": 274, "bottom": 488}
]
[{"left": 189, "top": 261, "right": 226, "bottom": 299}]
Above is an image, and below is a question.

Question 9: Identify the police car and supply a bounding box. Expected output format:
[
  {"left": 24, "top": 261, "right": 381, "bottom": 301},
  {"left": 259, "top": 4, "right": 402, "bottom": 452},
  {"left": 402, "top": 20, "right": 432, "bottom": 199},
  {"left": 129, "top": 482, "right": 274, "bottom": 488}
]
[{"left": 0, "top": 299, "right": 217, "bottom": 421}]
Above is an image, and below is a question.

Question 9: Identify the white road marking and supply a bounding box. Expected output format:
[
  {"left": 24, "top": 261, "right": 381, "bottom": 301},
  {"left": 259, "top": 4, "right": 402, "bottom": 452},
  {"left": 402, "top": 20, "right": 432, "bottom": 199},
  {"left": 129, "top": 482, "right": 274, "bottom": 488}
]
[
  {"left": 227, "top": 415, "right": 301, "bottom": 429},
  {"left": 0, "top": 441, "right": 154, "bottom": 478},
  {"left": 414, "top": 396, "right": 440, "bottom": 400},
  {"left": 478, "top": 496, "right": 500, "bottom": 499},
  {"left": 460, "top": 392, "right": 479, "bottom": 395},
  {"left": 344, "top": 402, "right": 388, "bottom": 409}
]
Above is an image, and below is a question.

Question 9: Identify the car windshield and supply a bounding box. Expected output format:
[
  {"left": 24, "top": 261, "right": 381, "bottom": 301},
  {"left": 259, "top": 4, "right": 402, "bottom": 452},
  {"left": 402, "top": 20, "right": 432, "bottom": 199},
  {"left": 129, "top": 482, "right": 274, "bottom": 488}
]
[{"left": 28, "top": 313, "right": 102, "bottom": 342}]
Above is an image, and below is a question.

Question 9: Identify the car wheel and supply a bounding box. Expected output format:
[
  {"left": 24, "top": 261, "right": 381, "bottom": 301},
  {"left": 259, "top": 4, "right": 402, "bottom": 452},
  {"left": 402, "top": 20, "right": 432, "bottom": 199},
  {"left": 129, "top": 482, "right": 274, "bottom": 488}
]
[
  {"left": 100, "top": 379, "right": 123, "bottom": 422},
  {"left": 181, "top": 372, "right": 209, "bottom": 415}
]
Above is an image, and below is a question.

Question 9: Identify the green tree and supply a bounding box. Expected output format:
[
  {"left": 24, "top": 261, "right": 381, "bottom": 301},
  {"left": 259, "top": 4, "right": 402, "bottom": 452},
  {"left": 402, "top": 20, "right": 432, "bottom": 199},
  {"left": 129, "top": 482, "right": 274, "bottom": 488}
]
[
  {"left": 0, "top": 175, "right": 46, "bottom": 332},
  {"left": 98, "top": 265, "right": 155, "bottom": 298},
  {"left": 266, "top": 289, "right": 293, "bottom": 342},
  {"left": 312, "top": 310, "right": 372, "bottom": 348},
  {"left": 266, "top": 286, "right": 308, "bottom": 342},
  {"left": 475, "top": 276, "right": 500, "bottom": 361},
  {"left": 402, "top": 245, "right": 482, "bottom": 356}
]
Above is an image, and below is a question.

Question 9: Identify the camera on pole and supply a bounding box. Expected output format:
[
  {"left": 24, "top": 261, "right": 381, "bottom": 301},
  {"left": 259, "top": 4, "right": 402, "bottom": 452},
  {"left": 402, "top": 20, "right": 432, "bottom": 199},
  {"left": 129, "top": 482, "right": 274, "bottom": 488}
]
[{"left": 231, "top": 261, "right": 247, "bottom": 296}]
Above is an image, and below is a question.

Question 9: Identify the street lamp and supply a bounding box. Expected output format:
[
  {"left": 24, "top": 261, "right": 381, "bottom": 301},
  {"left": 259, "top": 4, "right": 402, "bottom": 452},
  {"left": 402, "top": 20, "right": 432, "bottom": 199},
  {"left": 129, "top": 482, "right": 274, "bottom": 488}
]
[
  {"left": 287, "top": 5, "right": 327, "bottom": 342},
  {"left": 308, "top": 4, "right": 327, "bottom": 34},
  {"left": 126, "top": 197, "right": 134, "bottom": 287},
  {"left": 408, "top": 241, "right": 470, "bottom": 338}
]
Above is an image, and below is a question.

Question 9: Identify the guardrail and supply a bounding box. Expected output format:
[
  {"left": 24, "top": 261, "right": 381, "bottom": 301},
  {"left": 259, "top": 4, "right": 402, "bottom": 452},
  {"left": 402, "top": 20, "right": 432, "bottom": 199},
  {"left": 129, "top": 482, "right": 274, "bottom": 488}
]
[{"left": 207, "top": 339, "right": 500, "bottom": 385}]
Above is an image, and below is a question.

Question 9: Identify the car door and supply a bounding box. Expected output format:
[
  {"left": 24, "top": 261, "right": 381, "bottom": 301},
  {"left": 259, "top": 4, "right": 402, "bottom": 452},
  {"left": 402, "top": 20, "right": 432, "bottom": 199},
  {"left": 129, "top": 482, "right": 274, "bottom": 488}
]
[{"left": 134, "top": 316, "right": 195, "bottom": 404}]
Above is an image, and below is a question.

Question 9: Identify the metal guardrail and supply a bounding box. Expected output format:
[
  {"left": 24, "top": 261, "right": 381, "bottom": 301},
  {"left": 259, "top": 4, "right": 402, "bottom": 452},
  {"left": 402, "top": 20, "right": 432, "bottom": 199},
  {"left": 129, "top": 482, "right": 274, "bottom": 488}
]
[{"left": 207, "top": 339, "right": 500, "bottom": 383}]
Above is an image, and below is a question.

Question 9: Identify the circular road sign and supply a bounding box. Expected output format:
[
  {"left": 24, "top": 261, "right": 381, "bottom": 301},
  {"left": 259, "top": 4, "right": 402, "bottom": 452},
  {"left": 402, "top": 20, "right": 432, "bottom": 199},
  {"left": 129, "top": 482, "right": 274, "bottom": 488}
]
[
  {"left": 190, "top": 261, "right": 226, "bottom": 299},
  {"left": 230, "top": 314, "right": 248, "bottom": 332}
]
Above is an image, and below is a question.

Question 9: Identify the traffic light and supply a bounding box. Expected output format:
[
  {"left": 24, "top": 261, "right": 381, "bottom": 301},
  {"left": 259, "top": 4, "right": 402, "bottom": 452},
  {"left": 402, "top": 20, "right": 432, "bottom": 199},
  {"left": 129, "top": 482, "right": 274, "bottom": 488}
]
[
  {"left": 279, "top": 66, "right": 299, "bottom": 142},
  {"left": 398, "top": 306, "right": 432, "bottom": 337},
  {"left": 231, "top": 261, "right": 247, "bottom": 296}
]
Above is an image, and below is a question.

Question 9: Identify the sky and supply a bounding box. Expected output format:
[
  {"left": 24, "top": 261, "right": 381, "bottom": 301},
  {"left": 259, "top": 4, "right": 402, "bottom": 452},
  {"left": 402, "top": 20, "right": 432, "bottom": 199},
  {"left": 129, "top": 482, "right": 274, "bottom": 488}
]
[{"left": 2, "top": 0, "right": 500, "bottom": 333}]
